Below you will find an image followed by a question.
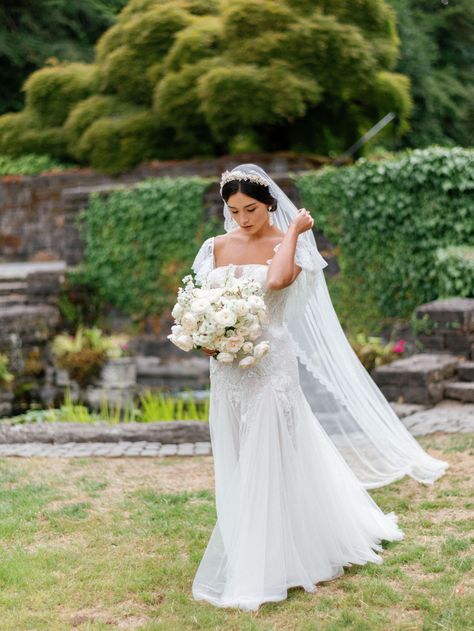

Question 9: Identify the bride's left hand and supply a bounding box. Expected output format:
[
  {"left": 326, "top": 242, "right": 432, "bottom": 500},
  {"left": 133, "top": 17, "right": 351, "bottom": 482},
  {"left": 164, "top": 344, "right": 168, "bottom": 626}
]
[{"left": 290, "top": 208, "right": 314, "bottom": 234}]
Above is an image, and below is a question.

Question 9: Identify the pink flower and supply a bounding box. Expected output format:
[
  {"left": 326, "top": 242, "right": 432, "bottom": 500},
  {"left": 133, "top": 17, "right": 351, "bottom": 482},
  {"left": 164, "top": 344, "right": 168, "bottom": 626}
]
[{"left": 392, "top": 339, "right": 406, "bottom": 354}]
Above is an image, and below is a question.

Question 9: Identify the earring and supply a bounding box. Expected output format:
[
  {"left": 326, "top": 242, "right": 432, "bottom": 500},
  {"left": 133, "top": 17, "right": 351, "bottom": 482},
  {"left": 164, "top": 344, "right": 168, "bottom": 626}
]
[{"left": 268, "top": 207, "right": 274, "bottom": 226}]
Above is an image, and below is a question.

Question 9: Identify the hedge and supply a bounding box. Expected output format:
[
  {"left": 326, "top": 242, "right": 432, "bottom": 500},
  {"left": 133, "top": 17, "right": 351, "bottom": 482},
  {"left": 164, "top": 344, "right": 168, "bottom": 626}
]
[
  {"left": 294, "top": 145, "right": 474, "bottom": 318},
  {"left": 73, "top": 175, "right": 220, "bottom": 321}
]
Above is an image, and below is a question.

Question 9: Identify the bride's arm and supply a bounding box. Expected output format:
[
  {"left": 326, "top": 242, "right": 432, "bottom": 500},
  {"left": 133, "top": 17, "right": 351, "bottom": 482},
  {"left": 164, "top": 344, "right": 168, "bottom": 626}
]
[{"left": 266, "top": 209, "right": 314, "bottom": 290}]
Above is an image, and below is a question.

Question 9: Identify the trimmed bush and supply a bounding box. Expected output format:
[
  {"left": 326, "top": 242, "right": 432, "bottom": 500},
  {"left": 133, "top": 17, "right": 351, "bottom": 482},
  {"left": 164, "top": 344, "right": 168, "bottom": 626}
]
[
  {"left": 64, "top": 95, "right": 141, "bottom": 157},
  {"left": 76, "top": 111, "right": 174, "bottom": 173},
  {"left": 23, "top": 62, "right": 99, "bottom": 127},
  {"left": 295, "top": 146, "right": 474, "bottom": 318}
]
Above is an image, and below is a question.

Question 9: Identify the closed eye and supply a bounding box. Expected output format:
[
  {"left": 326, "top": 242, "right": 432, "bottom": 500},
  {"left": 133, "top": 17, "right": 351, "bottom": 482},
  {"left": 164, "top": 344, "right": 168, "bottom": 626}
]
[{"left": 231, "top": 207, "right": 256, "bottom": 214}]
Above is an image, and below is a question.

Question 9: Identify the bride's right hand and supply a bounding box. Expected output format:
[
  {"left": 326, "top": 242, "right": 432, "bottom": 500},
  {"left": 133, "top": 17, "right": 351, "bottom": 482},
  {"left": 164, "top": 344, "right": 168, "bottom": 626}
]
[
  {"left": 201, "top": 347, "right": 217, "bottom": 356},
  {"left": 290, "top": 208, "right": 314, "bottom": 234}
]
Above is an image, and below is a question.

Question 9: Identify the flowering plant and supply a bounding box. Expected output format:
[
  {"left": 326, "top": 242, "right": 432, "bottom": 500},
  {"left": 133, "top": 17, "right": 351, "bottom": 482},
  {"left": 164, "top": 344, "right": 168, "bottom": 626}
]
[{"left": 168, "top": 267, "right": 270, "bottom": 369}]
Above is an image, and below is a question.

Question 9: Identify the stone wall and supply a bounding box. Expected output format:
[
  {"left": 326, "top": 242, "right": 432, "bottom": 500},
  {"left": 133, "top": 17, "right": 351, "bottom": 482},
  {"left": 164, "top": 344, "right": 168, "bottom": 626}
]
[{"left": 0, "top": 152, "right": 336, "bottom": 265}]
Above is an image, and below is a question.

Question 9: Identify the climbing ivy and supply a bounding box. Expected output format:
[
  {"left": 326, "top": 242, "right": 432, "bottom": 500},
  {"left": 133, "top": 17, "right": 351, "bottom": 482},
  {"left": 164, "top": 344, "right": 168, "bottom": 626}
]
[
  {"left": 74, "top": 175, "right": 220, "bottom": 321},
  {"left": 294, "top": 146, "right": 474, "bottom": 318}
]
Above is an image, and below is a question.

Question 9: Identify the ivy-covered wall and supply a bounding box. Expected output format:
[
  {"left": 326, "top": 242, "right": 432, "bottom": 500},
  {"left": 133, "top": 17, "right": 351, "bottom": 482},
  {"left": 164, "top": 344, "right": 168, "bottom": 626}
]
[
  {"left": 74, "top": 175, "right": 221, "bottom": 320},
  {"left": 294, "top": 146, "right": 474, "bottom": 319}
]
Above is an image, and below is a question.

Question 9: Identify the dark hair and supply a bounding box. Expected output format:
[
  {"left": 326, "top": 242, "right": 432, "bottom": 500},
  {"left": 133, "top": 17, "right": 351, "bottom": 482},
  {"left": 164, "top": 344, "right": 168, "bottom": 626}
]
[{"left": 221, "top": 179, "right": 278, "bottom": 212}]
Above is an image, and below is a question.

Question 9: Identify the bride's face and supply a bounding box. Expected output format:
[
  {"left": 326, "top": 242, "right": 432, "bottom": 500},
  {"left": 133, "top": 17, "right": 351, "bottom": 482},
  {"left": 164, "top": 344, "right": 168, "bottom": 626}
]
[{"left": 226, "top": 191, "right": 270, "bottom": 233}]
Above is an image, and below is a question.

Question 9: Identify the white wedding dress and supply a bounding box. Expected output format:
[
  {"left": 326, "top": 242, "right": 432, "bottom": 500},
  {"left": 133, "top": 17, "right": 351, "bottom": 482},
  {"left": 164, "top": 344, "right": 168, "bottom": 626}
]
[{"left": 191, "top": 236, "right": 406, "bottom": 612}]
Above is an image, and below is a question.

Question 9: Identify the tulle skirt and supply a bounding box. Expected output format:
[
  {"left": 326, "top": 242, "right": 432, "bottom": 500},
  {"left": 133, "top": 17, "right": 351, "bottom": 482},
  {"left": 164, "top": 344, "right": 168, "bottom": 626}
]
[{"left": 192, "top": 370, "right": 405, "bottom": 612}]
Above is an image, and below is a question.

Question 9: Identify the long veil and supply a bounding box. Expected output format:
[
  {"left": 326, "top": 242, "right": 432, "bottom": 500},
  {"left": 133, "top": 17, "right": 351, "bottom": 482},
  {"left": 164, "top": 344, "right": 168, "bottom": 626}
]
[{"left": 221, "top": 163, "right": 449, "bottom": 489}]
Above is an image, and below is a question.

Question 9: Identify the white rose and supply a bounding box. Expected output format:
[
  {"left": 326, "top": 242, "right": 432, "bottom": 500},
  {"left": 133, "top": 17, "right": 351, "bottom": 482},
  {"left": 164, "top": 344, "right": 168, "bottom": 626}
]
[
  {"left": 242, "top": 341, "right": 254, "bottom": 353},
  {"left": 239, "top": 355, "right": 257, "bottom": 369},
  {"left": 253, "top": 340, "right": 270, "bottom": 358},
  {"left": 172, "top": 303, "right": 184, "bottom": 319},
  {"left": 236, "top": 325, "right": 250, "bottom": 337},
  {"left": 224, "top": 335, "right": 245, "bottom": 353},
  {"left": 215, "top": 308, "right": 237, "bottom": 327},
  {"left": 170, "top": 324, "right": 184, "bottom": 336},
  {"left": 181, "top": 312, "right": 198, "bottom": 332},
  {"left": 190, "top": 298, "right": 211, "bottom": 314},
  {"left": 194, "top": 333, "right": 212, "bottom": 346},
  {"left": 170, "top": 334, "right": 194, "bottom": 352},
  {"left": 216, "top": 351, "right": 234, "bottom": 364},
  {"left": 248, "top": 295, "right": 265, "bottom": 309},
  {"left": 234, "top": 299, "right": 249, "bottom": 316}
]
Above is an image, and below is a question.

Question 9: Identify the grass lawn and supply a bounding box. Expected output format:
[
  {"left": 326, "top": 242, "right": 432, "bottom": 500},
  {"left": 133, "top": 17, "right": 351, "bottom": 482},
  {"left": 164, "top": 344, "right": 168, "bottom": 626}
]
[{"left": 0, "top": 432, "right": 472, "bottom": 630}]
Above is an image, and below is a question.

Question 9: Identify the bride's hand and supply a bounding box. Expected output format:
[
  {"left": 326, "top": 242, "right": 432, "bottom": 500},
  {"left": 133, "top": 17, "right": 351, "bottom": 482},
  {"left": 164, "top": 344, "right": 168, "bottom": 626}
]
[
  {"left": 201, "top": 347, "right": 217, "bottom": 356},
  {"left": 290, "top": 208, "right": 314, "bottom": 234}
]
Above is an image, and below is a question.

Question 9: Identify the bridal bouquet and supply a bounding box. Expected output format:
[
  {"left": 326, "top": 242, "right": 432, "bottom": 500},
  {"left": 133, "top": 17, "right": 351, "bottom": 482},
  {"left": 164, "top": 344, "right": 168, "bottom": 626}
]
[{"left": 167, "top": 268, "right": 270, "bottom": 368}]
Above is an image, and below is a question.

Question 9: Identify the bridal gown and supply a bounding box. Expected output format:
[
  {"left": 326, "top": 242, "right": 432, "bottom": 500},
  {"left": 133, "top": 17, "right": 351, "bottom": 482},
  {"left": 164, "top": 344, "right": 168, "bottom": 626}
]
[{"left": 191, "top": 236, "right": 405, "bottom": 612}]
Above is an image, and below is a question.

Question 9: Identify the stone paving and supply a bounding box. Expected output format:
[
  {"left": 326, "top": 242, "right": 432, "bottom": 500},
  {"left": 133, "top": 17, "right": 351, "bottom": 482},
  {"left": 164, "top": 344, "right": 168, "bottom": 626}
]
[
  {"left": 0, "top": 440, "right": 212, "bottom": 458},
  {"left": 0, "top": 401, "right": 472, "bottom": 458}
]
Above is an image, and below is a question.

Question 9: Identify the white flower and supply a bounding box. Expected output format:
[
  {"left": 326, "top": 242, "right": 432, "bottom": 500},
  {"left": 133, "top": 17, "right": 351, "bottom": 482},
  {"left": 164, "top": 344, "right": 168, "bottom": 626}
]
[
  {"left": 258, "top": 309, "right": 269, "bottom": 325},
  {"left": 171, "top": 303, "right": 184, "bottom": 319},
  {"left": 169, "top": 334, "right": 193, "bottom": 352},
  {"left": 181, "top": 312, "right": 198, "bottom": 332},
  {"left": 216, "top": 351, "right": 234, "bottom": 364},
  {"left": 234, "top": 299, "right": 249, "bottom": 316},
  {"left": 171, "top": 324, "right": 184, "bottom": 336},
  {"left": 194, "top": 333, "right": 212, "bottom": 346},
  {"left": 190, "top": 298, "right": 211, "bottom": 314},
  {"left": 223, "top": 335, "right": 245, "bottom": 353},
  {"left": 242, "top": 341, "right": 254, "bottom": 353},
  {"left": 253, "top": 340, "right": 270, "bottom": 358},
  {"left": 239, "top": 355, "right": 257, "bottom": 369},
  {"left": 247, "top": 295, "right": 265, "bottom": 309},
  {"left": 214, "top": 308, "right": 237, "bottom": 327},
  {"left": 236, "top": 325, "right": 250, "bottom": 337}
]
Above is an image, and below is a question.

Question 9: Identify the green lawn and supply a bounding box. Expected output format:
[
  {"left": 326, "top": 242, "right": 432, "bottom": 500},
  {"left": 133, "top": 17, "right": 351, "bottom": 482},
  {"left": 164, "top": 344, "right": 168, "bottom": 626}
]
[{"left": 0, "top": 432, "right": 472, "bottom": 630}]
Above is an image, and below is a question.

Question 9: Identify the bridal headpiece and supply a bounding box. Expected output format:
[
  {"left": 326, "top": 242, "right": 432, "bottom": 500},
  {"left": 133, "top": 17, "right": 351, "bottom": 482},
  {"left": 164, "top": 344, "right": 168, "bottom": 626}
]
[{"left": 220, "top": 169, "right": 270, "bottom": 195}]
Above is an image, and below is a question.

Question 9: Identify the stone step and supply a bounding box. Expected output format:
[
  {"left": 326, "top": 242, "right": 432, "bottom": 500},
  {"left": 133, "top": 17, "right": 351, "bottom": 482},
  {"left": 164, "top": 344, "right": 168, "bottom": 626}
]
[
  {"left": 458, "top": 361, "right": 474, "bottom": 382},
  {"left": 0, "top": 293, "right": 28, "bottom": 307},
  {"left": 444, "top": 381, "right": 474, "bottom": 403},
  {"left": 373, "top": 353, "right": 458, "bottom": 405},
  {"left": 415, "top": 297, "right": 474, "bottom": 358},
  {"left": 0, "top": 280, "right": 28, "bottom": 295}
]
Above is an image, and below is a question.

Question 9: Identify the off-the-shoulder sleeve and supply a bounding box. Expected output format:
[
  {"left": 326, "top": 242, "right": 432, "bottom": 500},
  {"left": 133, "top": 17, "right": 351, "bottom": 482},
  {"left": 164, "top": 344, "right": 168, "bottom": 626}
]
[
  {"left": 276, "top": 234, "right": 328, "bottom": 321},
  {"left": 191, "top": 236, "right": 215, "bottom": 285}
]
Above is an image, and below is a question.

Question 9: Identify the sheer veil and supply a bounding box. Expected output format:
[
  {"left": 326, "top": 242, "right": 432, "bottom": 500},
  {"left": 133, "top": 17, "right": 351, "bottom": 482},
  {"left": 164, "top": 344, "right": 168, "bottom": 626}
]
[{"left": 221, "top": 163, "right": 449, "bottom": 489}]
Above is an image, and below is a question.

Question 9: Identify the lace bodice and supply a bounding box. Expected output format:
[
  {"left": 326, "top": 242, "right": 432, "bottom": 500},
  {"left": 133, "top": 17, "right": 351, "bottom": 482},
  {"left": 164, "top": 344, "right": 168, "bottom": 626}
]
[{"left": 191, "top": 235, "right": 315, "bottom": 326}]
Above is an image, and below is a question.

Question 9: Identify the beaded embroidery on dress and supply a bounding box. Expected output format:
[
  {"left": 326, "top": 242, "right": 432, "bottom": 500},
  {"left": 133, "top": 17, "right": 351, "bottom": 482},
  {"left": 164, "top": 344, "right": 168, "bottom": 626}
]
[{"left": 190, "top": 235, "right": 406, "bottom": 612}]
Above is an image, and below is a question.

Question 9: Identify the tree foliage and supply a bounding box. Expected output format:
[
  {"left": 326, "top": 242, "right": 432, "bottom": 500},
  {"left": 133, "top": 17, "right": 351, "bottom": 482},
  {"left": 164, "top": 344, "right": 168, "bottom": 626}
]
[
  {"left": 386, "top": 0, "right": 474, "bottom": 148},
  {"left": 0, "top": 0, "right": 128, "bottom": 115},
  {"left": 0, "top": 0, "right": 411, "bottom": 173}
]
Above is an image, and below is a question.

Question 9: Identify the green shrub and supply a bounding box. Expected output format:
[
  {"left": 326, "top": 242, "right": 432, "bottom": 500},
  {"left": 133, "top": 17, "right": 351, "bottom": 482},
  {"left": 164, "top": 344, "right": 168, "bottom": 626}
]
[
  {"left": 0, "top": 153, "right": 72, "bottom": 175},
  {"left": 295, "top": 146, "right": 474, "bottom": 318},
  {"left": 435, "top": 246, "right": 474, "bottom": 298},
  {"left": 75, "top": 175, "right": 220, "bottom": 319},
  {"left": 64, "top": 95, "right": 141, "bottom": 154},
  {"left": 75, "top": 111, "right": 172, "bottom": 173},
  {"left": 23, "top": 62, "right": 99, "bottom": 127}
]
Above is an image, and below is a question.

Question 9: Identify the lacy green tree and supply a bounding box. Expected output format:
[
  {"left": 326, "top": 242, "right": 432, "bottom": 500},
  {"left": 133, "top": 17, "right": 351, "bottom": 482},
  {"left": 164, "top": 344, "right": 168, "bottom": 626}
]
[{"left": 0, "top": 0, "right": 412, "bottom": 173}]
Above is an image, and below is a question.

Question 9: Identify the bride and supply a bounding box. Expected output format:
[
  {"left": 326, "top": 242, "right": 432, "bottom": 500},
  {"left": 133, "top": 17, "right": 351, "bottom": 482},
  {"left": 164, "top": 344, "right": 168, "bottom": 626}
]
[{"left": 188, "top": 164, "right": 449, "bottom": 611}]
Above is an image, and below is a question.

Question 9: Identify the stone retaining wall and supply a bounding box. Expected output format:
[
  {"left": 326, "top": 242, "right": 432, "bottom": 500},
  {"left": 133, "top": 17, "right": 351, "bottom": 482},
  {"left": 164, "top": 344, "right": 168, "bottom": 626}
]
[{"left": 0, "top": 152, "right": 334, "bottom": 265}]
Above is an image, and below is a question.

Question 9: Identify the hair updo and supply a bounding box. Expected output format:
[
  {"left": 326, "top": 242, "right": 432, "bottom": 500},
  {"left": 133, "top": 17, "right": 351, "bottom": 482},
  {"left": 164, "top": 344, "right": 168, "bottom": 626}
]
[{"left": 221, "top": 179, "right": 278, "bottom": 213}]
